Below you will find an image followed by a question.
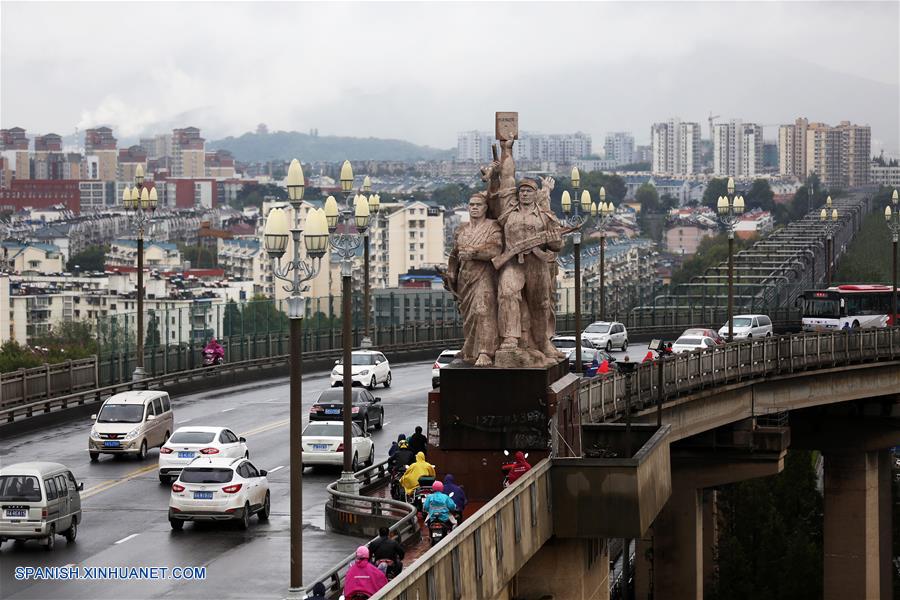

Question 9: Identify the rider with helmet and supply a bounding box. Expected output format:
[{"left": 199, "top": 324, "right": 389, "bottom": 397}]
[
  {"left": 343, "top": 546, "right": 388, "bottom": 599},
  {"left": 423, "top": 480, "right": 457, "bottom": 525}
]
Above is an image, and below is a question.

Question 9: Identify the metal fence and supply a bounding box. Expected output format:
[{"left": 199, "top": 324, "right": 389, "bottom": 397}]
[{"left": 0, "top": 358, "right": 98, "bottom": 409}]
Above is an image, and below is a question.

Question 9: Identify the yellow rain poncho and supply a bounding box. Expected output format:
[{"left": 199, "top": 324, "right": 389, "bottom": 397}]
[{"left": 400, "top": 452, "right": 436, "bottom": 494}]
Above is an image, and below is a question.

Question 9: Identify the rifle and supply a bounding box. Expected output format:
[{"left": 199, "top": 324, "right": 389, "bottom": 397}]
[{"left": 491, "top": 225, "right": 579, "bottom": 270}]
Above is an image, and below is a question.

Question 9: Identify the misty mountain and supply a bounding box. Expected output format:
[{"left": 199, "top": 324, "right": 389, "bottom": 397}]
[{"left": 208, "top": 130, "right": 454, "bottom": 163}]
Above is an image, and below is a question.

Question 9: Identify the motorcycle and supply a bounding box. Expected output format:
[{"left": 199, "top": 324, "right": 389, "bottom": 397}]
[
  {"left": 427, "top": 518, "right": 453, "bottom": 546},
  {"left": 375, "top": 558, "right": 400, "bottom": 580},
  {"left": 388, "top": 465, "right": 405, "bottom": 501},
  {"left": 409, "top": 476, "right": 435, "bottom": 514},
  {"left": 501, "top": 450, "right": 528, "bottom": 488},
  {"left": 203, "top": 348, "right": 224, "bottom": 366}
]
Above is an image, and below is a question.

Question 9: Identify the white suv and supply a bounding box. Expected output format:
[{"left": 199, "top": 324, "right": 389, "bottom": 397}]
[
  {"left": 582, "top": 321, "right": 629, "bottom": 352},
  {"left": 330, "top": 350, "right": 392, "bottom": 389},
  {"left": 168, "top": 457, "right": 269, "bottom": 530}
]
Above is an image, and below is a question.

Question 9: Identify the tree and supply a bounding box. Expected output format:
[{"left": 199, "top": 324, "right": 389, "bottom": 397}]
[
  {"left": 66, "top": 245, "right": 108, "bottom": 272},
  {"left": 670, "top": 234, "right": 752, "bottom": 287},
  {"left": 232, "top": 183, "right": 287, "bottom": 210},
  {"left": 178, "top": 244, "right": 217, "bottom": 268},
  {"left": 745, "top": 179, "right": 775, "bottom": 213},
  {"left": 635, "top": 183, "right": 660, "bottom": 213},
  {"left": 146, "top": 310, "right": 161, "bottom": 348},
  {"left": 703, "top": 178, "right": 729, "bottom": 209},
  {"left": 660, "top": 193, "right": 679, "bottom": 211},
  {"left": 615, "top": 161, "right": 651, "bottom": 172}
]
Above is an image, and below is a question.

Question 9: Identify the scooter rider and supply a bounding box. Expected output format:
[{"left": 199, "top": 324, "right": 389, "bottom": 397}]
[
  {"left": 390, "top": 440, "right": 416, "bottom": 471},
  {"left": 505, "top": 451, "right": 532, "bottom": 485},
  {"left": 343, "top": 546, "right": 388, "bottom": 599},
  {"left": 423, "top": 480, "right": 457, "bottom": 525},
  {"left": 368, "top": 526, "right": 405, "bottom": 578},
  {"left": 400, "top": 451, "right": 436, "bottom": 497}
]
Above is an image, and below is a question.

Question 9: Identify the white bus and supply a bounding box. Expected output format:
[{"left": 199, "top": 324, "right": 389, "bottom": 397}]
[{"left": 799, "top": 285, "right": 896, "bottom": 332}]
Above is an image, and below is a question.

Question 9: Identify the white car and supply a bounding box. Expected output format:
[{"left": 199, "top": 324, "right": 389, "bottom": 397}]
[
  {"left": 168, "top": 457, "right": 269, "bottom": 530},
  {"left": 582, "top": 321, "right": 629, "bottom": 352},
  {"left": 671, "top": 336, "right": 718, "bottom": 354},
  {"left": 158, "top": 427, "right": 249, "bottom": 484},
  {"left": 301, "top": 421, "right": 374, "bottom": 471},
  {"left": 330, "top": 350, "right": 392, "bottom": 389},
  {"left": 718, "top": 314, "right": 774, "bottom": 340},
  {"left": 432, "top": 349, "right": 460, "bottom": 388}
]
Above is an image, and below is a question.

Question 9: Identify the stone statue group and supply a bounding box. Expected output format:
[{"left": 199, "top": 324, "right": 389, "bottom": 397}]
[{"left": 443, "top": 114, "right": 574, "bottom": 369}]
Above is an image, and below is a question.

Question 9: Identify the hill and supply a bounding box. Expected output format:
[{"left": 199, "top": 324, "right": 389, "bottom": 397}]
[{"left": 208, "top": 130, "right": 453, "bottom": 162}]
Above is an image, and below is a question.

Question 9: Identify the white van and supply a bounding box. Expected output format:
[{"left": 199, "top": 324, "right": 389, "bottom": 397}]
[
  {"left": 718, "top": 314, "right": 774, "bottom": 340},
  {"left": 0, "top": 462, "right": 83, "bottom": 550},
  {"left": 89, "top": 390, "right": 175, "bottom": 461}
]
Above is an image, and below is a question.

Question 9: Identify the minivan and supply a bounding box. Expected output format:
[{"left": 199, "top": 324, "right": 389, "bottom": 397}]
[
  {"left": 0, "top": 462, "right": 83, "bottom": 550},
  {"left": 717, "top": 314, "right": 774, "bottom": 340},
  {"left": 89, "top": 390, "right": 175, "bottom": 461}
]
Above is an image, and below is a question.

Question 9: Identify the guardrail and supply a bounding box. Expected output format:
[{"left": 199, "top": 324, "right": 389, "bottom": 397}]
[
  {"left": 0, "top": 337, "right": 462, "bottom": 425},
  {"left": 310, "top": 460, "right": 420, "bottom": 597},
  {"left": 0, "top": 357, "right": 98, "bottom": 409},
  {"left": 576, "top": 327, "right": 900, "bottom": 424}
]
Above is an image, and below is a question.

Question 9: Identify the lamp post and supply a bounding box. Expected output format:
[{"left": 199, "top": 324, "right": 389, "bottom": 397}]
[
  {"left": 820, "top": 196, "right": 838, "bottom": 286},
  {"left": 123, "top": 164, "right": 157, "bottom": 380},
  {"left": 717, "top": 177, "right": 744, "bottom": 341},
  {"left": 596, "top": 187, "right": 615, "bottom": 321},
  {"left": 885, "top": 189, "right": 900, "bottom": 325},
  {"left": 327, "top": 160, "right": 371, "bottom": 491},
  {"left": 263, "top": 159, "right": 329, "bottom": 593},
  {"left": 560, "top": 169, "right": 594, "bottom": 373},
  {"left": 360, "top": 175, "right": 380, "bottom": 348}
]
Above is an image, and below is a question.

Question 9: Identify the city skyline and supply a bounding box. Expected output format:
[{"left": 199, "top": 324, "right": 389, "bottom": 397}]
[{"left": 2, "top": 2, "right": 898, "bottom": 154}]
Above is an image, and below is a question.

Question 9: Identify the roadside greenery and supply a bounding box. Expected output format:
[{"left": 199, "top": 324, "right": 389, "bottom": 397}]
[
  {"left": 0, "top": 322, "right": 98, "bottom": 373},
  {"left": 66, "top": 245, "right": 108, "bottom": 272},
  {"left": 834, "top": 186, "right": 897, "bottom": 284}
]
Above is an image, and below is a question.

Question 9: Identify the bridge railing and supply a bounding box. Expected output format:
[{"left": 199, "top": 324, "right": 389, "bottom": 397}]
[
  {"left": 0, "top": 357, "right": 98, "bottom": 409},
  {"left": 578, "top": 327, "right": 900, "bottom": 424},
  {"left": 311, "top": 460, "right": 420, "bottom": 598}
]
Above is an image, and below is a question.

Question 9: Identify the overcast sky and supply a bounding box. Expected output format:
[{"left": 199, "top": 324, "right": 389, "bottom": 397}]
[{"left": 2, "top": 1, "right": 899, "bottom": 154}]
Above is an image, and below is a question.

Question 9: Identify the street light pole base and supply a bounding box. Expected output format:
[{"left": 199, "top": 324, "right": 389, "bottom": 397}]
[
  {"left": 336, "top": 471, "right": 360, "bottom": 494},
  {"left": 360, "top": 336, "right": 373, "bottom": 349},
  {"left": 132, "top": 367, "right": 146, "bottom": 381},
  {"left": 283, "top": 587, "right": 307, "bottom": 600}
]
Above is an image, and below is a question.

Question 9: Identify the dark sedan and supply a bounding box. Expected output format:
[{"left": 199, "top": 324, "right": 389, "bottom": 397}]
[{"left": 309, "top": 388, "right": 384, "bottom": 431}]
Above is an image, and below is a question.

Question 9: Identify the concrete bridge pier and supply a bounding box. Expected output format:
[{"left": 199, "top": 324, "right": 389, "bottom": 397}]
[
  {"left": 635, "top": 444, "right": 787, "bottom": 600},
  {"left": 514, "top": 537, "right": 610, "bottom": 600}
]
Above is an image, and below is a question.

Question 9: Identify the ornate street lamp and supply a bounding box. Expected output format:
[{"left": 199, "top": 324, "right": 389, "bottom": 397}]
[
  {"left": 264, "top": 158, "right": 329, "bottom": 593},
  {"left": 329, "top": 160, "right": 371, "bottom": 491},
  {"left": 123, "top": 164, "right": 157, "bottom": 380},
  {"left": 359, "top": 175, "right": 379, "bottom": 347},
  {"left": 717, "top": 177, "right": 744, "bottom": 341},
  {"left": 560, "top": 174, "right": 594, "bottom": 373},
  {"left": 596, "top": 187, "right": 615, "bottom": 321},
  {"left": 885, "top": 189, "right": 900, "bottom": 324},
  {"left": 820, "top": 196, "right": 839, "bottom": 286}
]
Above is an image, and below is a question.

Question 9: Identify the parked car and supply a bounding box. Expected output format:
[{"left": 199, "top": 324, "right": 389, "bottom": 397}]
[
  {"left": 680, "top": 328, "right": 725, "bottom": 345},
  {"left": 581, "top": 321, "right": 629, "bottom": 352},
  {"left": 168, "top": 457, "right": 269, "bottom": 530},
  {"left": 301, "top": 421, "right": 374, "bottom": 471},
  {"left": 309, "top": 388, "right": 384, "bottom": 432},
  {"left": 432, "top": 349, "right": 460, "bottom": 388},
  {"left": 88, "top": 390, "right": 174, "bottom": 461},
  {"left": 158, "top": 427, "right": 249, "bottom": 485},
  {"left": 0, "top": 462, "right": 83, "bottom": 550},
  {"left": 717, "top": 314, "right": 774, "bottom": 340},
  {"left": 671, "top": 336, "right": 719, "bottom": 354},
  {"left": 330, "top": 350, "right": 392, "bottom": 389}
]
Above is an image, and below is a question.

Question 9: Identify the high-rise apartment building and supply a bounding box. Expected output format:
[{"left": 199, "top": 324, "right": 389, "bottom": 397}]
[
  {"left": 84, "top": 127, "right": 118, "bottom": 181},
  {"left": 1, "top": 127, "right": 31, "bottom": 180},
  {"left": 651, "top": 119, "right": 701, "bottom": 175},
  {"left": 140, "top": 134, "right": 174, "bottom": 160},
  {"left": 456, "top": 130, "right": 591, "bottom": 164},
  {"left": 205, "top": 150, "right": 236, "bottom": 178},
  {"left": 117, "top": 145, "right": 148, "bottom": 183},
  {"left": 456, "top": 131, "right": 493, "bottom": 163},
  {"left": 172, "top": 127, "right": 206, "bottom": 178},
  {"left": 713, "top": 120, "right": 763, "bottom": 177},
  {"left": 778, "top": 118, "right": 869, "bottom": 188},
  {"left": 604, "top": 132, "right": 635, "bottom": 166},
  {"left": 370, "top": 201, "right": 445, "bottom": 288},
  {"left": 32, "top": 134, "right": 64, "bottom": 179}
]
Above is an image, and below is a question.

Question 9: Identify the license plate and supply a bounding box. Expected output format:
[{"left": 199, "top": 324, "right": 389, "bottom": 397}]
[
  {"left": 312, "top": 444, "right": 328, "bottom": 450},
  {"left": 5, "top": 509, "right": 26, "bottom": 518},
  {"left": 178, "top": 451, "right": 195, "bottom": 459},
  {"left": 431, "top": 532, "right": 441, "bottom": 538},
  {"left": 325, "top": 409, "right": 340, "bottom": 415},
  {"left": 103, "top": 441, "right": 120, "bottom": 447},
  {"left": 193, "top": 491, "right": 213, "bottom": 500}
]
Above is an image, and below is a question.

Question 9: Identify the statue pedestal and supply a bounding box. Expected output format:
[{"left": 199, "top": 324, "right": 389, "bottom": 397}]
[{"left": 425, "top": 360, "right": 566, "bottom": 502}]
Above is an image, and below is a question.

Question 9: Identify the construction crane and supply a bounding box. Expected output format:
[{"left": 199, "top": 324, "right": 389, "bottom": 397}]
[{"left": 708, "top": 112, "right": 720, "bottom": 142}]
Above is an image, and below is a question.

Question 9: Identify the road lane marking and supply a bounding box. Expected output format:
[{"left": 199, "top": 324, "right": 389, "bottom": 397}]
[
  {"left": 382, "top": 421, "right": 391, "bottom": 426},
  {"left": 178, "top": 418, "right": 193, "bottom": 424},
  {"left": 267, "top": 465, "right": 284, "bottom": 473},
  {"left": 241, "top": 418, "right": 290, "bottom": 438},
  {"left": 221, "top": 407, "right": 235, "bottom": 412},
  {"left": 81, "top": 464, "right": 159, "bottom": 500},
  {"left": 114, "top": 533, "right": 139, "bottom": 545}
]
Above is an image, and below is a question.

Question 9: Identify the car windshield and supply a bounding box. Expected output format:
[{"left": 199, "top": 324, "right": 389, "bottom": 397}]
[
  {"left": 585, "top": 324, "right": 610, "bottom": 334},
  {"left": 97, "top": 403, "right": 144, "bottom": 423},
  {"left": 683, "top": 329, "right": 710, "bottom": 337},
  {"left": 438, "top": 352, "right": 457, "bottom": 362},
  {"left": 304, "top": 424, "right": 342, "bottom": 437},
  {"left": 316, "top": 389, "right": 360, "bottom": 405},
  {"left": 730, "top": 318, "right": 752, "bottom": 328},
  {"left": 675, "top": 337, "right": 701, "bottom": 346},
  {"left": 337, "top": 354, "right": 376, "bottom": 366},
  {"left": 170, "top": 431, "right": 216, "bottom": 444},
  {"left": 552, "top": 339, "right": 577, "bottom": 348},
  {"left": 0, "top": 475, "right": 42, "bottom": 502},
  {"left": 179, "top": 468, "right": 233, "bottom": 484}
]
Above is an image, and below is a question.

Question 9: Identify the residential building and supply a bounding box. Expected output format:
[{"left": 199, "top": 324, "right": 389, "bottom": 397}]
[
  {"left": 806, "top": 122, "right": 843, "bottom": 188},
  {"left": 79, "top": 180, "right": 116, "bottom": 213},
  {"left": 1, "top": 242, "right": 65, "bottom": 275},
  {"left": 634, "top": 145, "right": 652, "bottom": 164},
  {"left": 0, "top": 156, "right": 10, "bottom": 189},
  {"left": 778, "top": 118, "right": 870, "bottom": 188},
  {"left": 871, "top": 163, "right": 900, "bottom": 187},
  {"left": 664, "top": 224, "right": 716, "bottom": 256},
  {"left": 206, "top": 150, "right": 236, "bottom": 178},
  {"left": 172, "top": 127, "right": 206, "bottom": 178},
  {"left": 733, "top": 210, "right": 774, "bottom": 240},
  {"left": 778, "top": 117, "right": 809, "bottom": 178},
  {"left": 106, "top": 239, "right": 182, "bottom": 271},
  {"left": 0, "top": 179, "right": 81, "bottom": 213},
  {"left": 217, "top": 238, "right": 269, "bottom": 295},
  {"left": 574, "top": 158, "right": 617, "bottom": 173},
  {"left": 651, "top": 119, "right": 702, "bottom": 175},
  {"left": 84, "top": 127, "right": 118, "bottom": 181},
  {"left": 140, "top": 134, "right": 173, "bottom": 159},
  {"left": 604, "top": 132, "right": 635, "bottom": 166},
  {"left": 514, "top": 132, "right": 592, "bottom": 163},
  {"left": 370, "top": 200, "right": 445, "bottom": 288},
  {"left": 836, "top": 121, "right": 871, "bottom": 187},
  {"left": 712, "top": 120, "right": 763, "bottom": 177},
  {"left": 117, "top": 145, "right": 148, "bottom": 182},
  {"left": 1, "top": 127, "right": 31, "bottom": 180},
  {"left": 456, "top": 131, "right": 492, "bottom": 163}
]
